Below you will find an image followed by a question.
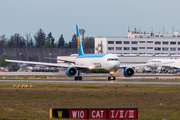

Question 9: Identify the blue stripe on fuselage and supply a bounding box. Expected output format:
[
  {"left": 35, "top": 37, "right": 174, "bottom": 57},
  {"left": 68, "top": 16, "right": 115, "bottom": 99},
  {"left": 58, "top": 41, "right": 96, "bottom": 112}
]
[{"left": 76, "top": 54, "right": 108, "bottom": 58}]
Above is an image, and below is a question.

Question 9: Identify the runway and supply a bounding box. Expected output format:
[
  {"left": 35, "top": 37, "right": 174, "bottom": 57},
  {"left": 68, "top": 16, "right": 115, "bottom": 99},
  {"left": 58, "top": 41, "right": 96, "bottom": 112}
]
[{"left": 1, "top": 79, "right": 180, "bottom": 84}]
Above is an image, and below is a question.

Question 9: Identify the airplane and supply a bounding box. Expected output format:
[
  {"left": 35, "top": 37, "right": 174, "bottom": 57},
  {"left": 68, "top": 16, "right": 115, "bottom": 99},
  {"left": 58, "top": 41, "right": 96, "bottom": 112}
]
[
  {"left": 147, "top": 59, "right": 178, "bottom": 72},
  {"left": 5, "top": 25, "right": 173, "bottom": 81}
]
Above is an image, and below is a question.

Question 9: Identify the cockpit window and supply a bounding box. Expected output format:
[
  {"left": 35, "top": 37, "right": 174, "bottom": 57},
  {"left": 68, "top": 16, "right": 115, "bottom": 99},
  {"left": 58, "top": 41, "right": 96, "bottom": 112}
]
[
  {"left": 115, "top": 58, "right": 119, "bottom": 61},
  {"left": 107, "top": 58, "right": 119, "bottom": 61}
]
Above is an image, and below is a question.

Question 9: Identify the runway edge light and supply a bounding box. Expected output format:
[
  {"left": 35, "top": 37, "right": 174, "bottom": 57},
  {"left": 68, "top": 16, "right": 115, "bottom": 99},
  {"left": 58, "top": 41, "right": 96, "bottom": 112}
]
[
  {"left": 13, "top": 84, "right": 16, "bottom": 88},
  {"left": 49, "top": 108, "right": 52, "bottom": 118}
]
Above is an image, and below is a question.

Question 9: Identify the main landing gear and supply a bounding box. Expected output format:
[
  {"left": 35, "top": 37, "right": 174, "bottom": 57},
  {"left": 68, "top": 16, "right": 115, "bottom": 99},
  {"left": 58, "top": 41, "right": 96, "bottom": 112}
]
[{"left": 74, "top": 71, "right": 82, "bottom": 81}]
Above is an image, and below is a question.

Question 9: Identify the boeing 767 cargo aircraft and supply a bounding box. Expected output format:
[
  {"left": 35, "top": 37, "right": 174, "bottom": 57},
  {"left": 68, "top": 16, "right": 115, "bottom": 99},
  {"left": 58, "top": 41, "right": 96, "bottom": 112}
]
[{"left": 6, "top": 25, "right": 171, "bottom": 80}]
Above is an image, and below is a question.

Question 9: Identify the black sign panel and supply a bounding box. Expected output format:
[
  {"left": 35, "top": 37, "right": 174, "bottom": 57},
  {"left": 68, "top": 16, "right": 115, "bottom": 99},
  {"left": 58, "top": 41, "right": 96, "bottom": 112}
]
[{"left": 51, "top": 109, "right": 69, "bottom": 118}]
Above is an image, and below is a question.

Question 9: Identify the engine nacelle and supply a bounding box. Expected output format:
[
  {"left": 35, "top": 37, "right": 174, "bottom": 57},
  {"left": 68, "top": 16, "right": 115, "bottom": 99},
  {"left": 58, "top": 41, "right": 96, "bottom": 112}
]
[
  {"left": 66, "top": 67, "right": 77, "bottom": 77},
  {"left": 157, "top": 66, "right": 162, "bottom": 71},
  {"left": 123, "top": 67, "right": 134, "bottom": 77}
]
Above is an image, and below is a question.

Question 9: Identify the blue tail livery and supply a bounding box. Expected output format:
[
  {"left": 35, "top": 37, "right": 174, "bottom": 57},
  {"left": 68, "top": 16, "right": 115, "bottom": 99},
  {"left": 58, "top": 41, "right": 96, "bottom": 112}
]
[{"left": 76, "top": 24, "right": 84, "bottom": 56}]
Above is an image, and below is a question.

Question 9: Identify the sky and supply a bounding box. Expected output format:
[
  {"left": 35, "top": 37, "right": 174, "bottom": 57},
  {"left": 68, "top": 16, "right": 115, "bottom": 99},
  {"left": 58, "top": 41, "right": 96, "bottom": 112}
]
[{"left": 0, "top": 0, "right": 180, "bottom": 43}]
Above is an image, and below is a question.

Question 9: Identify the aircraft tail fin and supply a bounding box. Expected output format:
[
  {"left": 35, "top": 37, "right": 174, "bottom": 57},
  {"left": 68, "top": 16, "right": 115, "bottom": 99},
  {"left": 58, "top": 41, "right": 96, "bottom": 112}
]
[{"left": 76, "top": 24, "right": 84, "bottom": 56}]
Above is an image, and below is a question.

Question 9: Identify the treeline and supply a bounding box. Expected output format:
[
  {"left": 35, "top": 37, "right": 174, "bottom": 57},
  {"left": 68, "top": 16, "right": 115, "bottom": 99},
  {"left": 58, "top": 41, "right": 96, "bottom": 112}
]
[{"left": 0, "top": 29, "right": 94, "bottom": 49}]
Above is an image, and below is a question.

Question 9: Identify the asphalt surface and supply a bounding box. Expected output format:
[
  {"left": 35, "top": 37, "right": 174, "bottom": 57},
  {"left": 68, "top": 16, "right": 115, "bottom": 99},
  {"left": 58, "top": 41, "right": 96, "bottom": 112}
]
[
  {"left": 1, "top": 72, "right": 180, "bottom": 84},
  {"left": 1, "top": 79, "right": 180, "bottom": 84}
]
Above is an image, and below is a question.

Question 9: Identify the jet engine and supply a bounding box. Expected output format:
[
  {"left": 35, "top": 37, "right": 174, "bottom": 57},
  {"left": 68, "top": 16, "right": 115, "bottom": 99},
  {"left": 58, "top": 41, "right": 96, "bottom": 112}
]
[
  {"left": 123, "top": 67, "right": 134, "bottom": 77},
  {"left": 157, "top": 66, "right": 162, "bottom": 71},
  {"left": 66, "top": 67, "right": 77, "bottom": 77}
]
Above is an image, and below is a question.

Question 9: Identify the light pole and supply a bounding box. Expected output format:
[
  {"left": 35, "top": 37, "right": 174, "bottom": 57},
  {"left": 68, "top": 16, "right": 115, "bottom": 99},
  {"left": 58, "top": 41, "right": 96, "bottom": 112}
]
[
  {"left": 19, "top": 53, "right": 22, "bottom": 64},
  {"left": 50, "top": 53, "right": 52, "bottom": 63},
  {"left": 19, "top": 53, "right": 22, "bottom": 60}
]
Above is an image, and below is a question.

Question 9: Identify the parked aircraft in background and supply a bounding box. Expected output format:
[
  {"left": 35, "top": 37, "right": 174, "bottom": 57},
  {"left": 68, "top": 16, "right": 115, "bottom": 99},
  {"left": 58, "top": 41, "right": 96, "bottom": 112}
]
[
  {"left": 5, "top": 25, "right": 172, "bottom": 81},
  {"left": 147, "top": 59, "right": 178, "bottom": 72}
]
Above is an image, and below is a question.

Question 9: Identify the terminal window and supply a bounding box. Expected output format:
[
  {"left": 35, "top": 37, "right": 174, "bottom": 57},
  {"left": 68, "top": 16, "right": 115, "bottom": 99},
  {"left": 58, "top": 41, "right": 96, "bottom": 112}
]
[
  {"left": 139, "top": 41, "right": 145, "bottom": 43},
  {"left": 116, "top": 47, "right": 122, "bottom": 50},
  {"left": 162, "top": 42, "right": 168, "bottom": 44},
  {"left": 162, "top": 47, "right": 168, "bottom": 51},
  {"left": 131, "top": 41, "right": 137, "bottom": 44},
  {"left": 170, "top": 42, "right": 176, "bottom": 45},
  {"left": 116, "top": 41, "right": 122, "bottom": 44},
  {"left": 124, "top": 47, "right": 130, "bottom": 50},
  {"left": 155, "top": 47, "right": 161, "bottom": 50},
  {"left": 108, "top": 41, "right": 114, "bottom": 44},
  {"left": 147, "top": 41, "right": 153, "bottom": 43},
  {"left": 178, "top": 48, "right": 180, "bottom": 51},
  {"left": 131, "top": 47, "right": 137, "bottom": 50},
  {"left": 108, "top": 47, "right": 114, "bottom": 50},
  {"left": 124, "top": 41, "right": 130, "bottom": 44},
  {"left": 178, "top": 42, "right": 180, "bottom": 44},
  {"left": 170, "top": 48, "right": 176, "bottom": 51},
  {"left": 139, "top": 47, "right": 145, "bottom": 49},
  {"left": 147, "top": 47, "right": 153, "bottom": 49},
  {"left": 155, "top": 41, "right": 161, "bottom": 44}
]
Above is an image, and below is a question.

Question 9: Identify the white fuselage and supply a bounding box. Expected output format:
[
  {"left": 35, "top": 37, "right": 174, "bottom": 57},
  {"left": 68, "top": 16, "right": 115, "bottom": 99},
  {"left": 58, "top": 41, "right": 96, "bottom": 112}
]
[
  {"left": 147, "top": 59, "right": 180, "bottom": 68},
  {"left": 75, "top": 54, "right": 120, "bottom": 72}
]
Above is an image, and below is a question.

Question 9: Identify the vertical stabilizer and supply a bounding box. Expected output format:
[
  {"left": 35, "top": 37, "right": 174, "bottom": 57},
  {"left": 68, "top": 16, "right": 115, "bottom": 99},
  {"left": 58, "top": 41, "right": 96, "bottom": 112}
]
[{"left": 76, "top": 25, "right": 84, "bottom": 56}]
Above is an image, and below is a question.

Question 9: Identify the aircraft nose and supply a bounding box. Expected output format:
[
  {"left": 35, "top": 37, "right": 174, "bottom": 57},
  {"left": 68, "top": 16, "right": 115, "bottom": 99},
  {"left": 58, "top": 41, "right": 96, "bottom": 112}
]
[{"left": 111, "top": 62, "right": 119, "bottom": 71}]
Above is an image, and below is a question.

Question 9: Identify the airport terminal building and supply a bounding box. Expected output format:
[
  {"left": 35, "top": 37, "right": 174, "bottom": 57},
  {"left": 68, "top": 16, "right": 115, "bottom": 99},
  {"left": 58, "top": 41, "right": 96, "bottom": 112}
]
[
  {"left": 57, "top": 27, "right": 180, "bottom": 66},
  {"left": 94, "top": 28, "right": 180, "bottom": 64}
]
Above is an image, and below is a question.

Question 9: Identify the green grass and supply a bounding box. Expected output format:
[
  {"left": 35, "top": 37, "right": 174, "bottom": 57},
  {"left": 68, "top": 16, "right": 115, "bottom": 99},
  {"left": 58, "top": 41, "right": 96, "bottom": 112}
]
[
  {"left": 0, "top": 82, "right": 180, "bottom": 119},
  {"left": 77, "top": 86, "right": 102, "bottom": 89}
]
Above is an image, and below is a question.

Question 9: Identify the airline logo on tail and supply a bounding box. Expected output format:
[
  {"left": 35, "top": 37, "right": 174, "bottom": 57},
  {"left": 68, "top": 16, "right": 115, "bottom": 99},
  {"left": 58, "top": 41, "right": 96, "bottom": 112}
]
[
  {"left": 76, "top": 24, "right": 84, "bottom": 56},
  {"left": 77, "top": 36, "right": 79, "bottom": 49}
]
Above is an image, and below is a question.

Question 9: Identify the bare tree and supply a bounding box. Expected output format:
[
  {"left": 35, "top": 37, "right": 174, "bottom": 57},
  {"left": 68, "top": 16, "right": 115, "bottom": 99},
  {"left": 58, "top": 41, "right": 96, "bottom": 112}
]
[
  {"left": 25, "top": 33, "right": 31, "bottom": 47},
  {"left": 8, "top": 33, "right": 25, "bottom": 48},
  {"left": 0, "top": 34, "right": 7, "bottom": 47}
]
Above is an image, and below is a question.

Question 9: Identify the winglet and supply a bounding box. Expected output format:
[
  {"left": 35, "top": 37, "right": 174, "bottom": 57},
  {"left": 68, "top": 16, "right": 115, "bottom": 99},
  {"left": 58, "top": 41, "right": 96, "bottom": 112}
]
[{"left": 76, "top": 24, "right": 84, "bottom": 56}]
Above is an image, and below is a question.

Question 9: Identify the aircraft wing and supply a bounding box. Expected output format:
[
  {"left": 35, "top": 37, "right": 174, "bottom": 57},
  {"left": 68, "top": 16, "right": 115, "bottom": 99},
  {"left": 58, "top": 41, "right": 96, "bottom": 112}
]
[
  {"left": 44, "top": 57, "right": 75, "bottom": 63},
  {"left": 5, "top": 59, "right": 89, "bottom": 69},
  {"left": 119, "top": 61, "right": 175, "bottom": 68}
]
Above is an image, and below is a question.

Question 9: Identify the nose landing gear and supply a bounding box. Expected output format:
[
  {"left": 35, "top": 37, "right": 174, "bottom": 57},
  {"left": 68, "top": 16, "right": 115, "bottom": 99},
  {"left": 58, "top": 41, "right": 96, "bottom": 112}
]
[
  {"left": 108, "top": 76, "right": 116, "bottom": 80},
  {"left": 108, "top": 71, "right": 116, "bottom": 80}
]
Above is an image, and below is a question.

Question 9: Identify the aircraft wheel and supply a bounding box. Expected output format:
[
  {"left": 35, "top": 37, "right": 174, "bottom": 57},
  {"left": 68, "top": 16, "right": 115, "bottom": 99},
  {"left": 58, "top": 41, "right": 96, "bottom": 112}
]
[
  {"left": 79, "top": 76, "right": 82, "bottom": 81},
  {"left": 108, "top": 76, "right": 115, "bottom": 81},
  {"left": 75, "top": 76, "right": 78, "bottom": 81}
]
